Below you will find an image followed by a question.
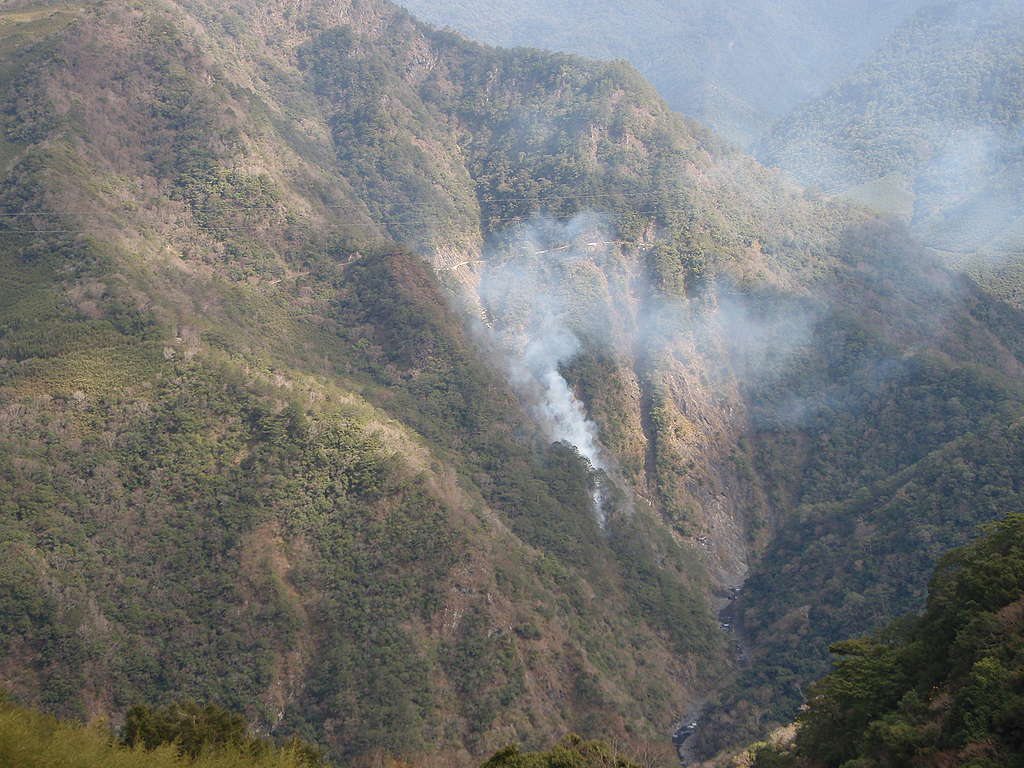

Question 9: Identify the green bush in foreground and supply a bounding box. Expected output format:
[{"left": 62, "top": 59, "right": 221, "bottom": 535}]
[
  {"left": 482, "top": 735, "right": 641, "bottom": 768},
  {"left": 1, "top": 698, "right": 658, "bottom": 768},
  {"left": 0, "top": 695, "right": 322, "bottom": 768}
]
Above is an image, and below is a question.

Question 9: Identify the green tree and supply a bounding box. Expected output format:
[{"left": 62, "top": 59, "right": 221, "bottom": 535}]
[{"left": 122, "top": 700, "right": 249, "bottom": 758}]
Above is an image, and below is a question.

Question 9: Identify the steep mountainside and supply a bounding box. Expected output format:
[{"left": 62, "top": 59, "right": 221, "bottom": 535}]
[
  {"left": 760, "top": 0, "right": 1024, "bottom": 267},
  {"left": 0, "top": 1, "right": 734, "bottom": 763},
  {"left": 692, "top": 369, "right": 1024, "bottom": 757},
  {"left": 1, "top": 1, "right": 1023, "bottom": 766},
  {"left": 389, "top": 0, "right": 929, "bottom": 146}
]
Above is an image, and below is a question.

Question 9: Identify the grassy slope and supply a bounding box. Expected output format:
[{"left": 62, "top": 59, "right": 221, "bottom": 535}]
[{"left": 0, "top": 695, "right": 318, "bottom": 768}]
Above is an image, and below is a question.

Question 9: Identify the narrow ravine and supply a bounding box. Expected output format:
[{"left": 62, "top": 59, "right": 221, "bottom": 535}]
[{"left": 674, "top": 583, "right": 752, "bottom": 765}]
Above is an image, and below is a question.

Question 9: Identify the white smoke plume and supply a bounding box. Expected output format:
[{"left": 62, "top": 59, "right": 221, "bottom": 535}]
[
  {"left": 468, "top": 212, "right": 824, "bottom": 526},
  {"left": 519, "top": 324, "right": 605, "bottom": 473},
  {"left": 476, "top": 214, "right": 613, "bottom": 524}
]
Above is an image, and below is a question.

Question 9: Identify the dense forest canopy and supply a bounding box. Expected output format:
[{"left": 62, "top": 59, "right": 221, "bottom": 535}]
[{"left": 761, "top": 0, "right": 1024, "bottom": 264}]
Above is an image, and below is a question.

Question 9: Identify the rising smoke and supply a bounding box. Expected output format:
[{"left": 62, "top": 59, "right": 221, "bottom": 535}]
[
  {"left": 475, "top": 214, "right": 616, "bottom": 524},
  {"left": 518, "top": 319, "right": 606, "bottom": 474},
  {"left": 470, "top": 212, "right": 822, "bottom": 527}
]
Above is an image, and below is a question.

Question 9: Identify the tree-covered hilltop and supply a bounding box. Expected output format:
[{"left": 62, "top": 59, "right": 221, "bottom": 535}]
[
  {"left": 390, "top": 0, "right": 930, "bottom": 147},
  {"left": 2, "top": 0, "right": 1024, "bottom": 765},
  {"left": 760, "top": 0, "right": 1024, "bottom": 261},
  {"left": 746, "top": 513, "right": 1024, "bottom": 768}
]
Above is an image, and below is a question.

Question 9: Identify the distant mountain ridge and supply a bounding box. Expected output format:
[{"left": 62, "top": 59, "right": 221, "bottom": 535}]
[
  {"left": 390, "top": 0, "right": 931, "bottom": 146},
  {"left": 760, "top": 0, "right": 1024, "bottom": 262}
]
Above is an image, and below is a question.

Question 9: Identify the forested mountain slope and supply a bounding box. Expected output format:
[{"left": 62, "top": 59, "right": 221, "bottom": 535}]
[
  {"left": 749, "top": 513, "right": 1024, "bottom": 768},
  {"left": 760, "top": 0, "right": 1024, "bottom": 266},
  {"left": 692, "top": 371, "right": 1024, "bottom": 758},
  {"left": 0, "top": 1, "right": 734, "bottom": 763},
  {"left": 0, "top": 1, "right": 1022, "bottom": 766},
  {"left": 389, "top": 0, "right": 928, "bottom": 146}
]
